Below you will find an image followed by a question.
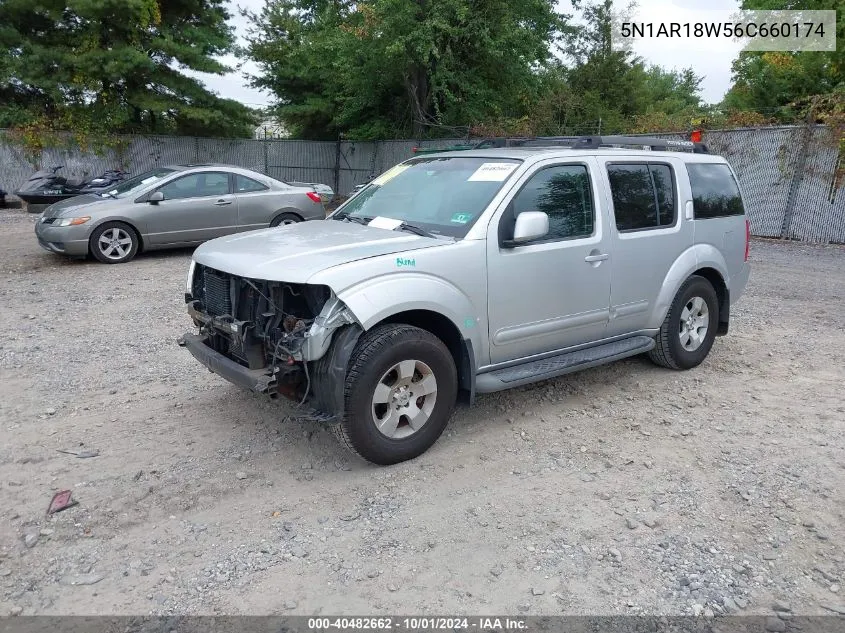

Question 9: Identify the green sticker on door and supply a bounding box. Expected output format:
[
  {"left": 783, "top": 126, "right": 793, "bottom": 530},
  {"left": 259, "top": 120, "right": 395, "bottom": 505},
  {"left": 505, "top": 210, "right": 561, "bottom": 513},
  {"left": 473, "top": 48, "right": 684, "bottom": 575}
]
[{"left": 451, "top": 212, "right": 473, "bottom": 224}]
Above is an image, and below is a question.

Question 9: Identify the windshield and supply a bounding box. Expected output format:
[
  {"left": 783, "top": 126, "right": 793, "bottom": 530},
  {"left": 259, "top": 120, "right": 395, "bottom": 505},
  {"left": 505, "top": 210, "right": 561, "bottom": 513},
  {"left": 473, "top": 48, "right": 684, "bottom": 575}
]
[
  {"left": 104, "top": 168, "right": 176, "bottom": 198},
  {"left": 334, "top": 156, "right": 522, "bottom": 238}
]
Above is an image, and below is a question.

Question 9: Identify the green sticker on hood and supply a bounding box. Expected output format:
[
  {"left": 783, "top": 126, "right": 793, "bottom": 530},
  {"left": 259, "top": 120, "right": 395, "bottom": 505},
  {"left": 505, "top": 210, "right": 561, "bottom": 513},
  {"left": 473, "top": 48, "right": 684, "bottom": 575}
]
[{"left": 451, "top": 212, "right": 473, "bottom": 224}]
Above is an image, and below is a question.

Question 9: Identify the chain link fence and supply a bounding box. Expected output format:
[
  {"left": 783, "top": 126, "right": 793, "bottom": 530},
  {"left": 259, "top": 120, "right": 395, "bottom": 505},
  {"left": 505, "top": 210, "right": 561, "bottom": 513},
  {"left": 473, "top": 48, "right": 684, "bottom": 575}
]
[{"left": 1, "top": 126, "right": 842, "bottom": 243}]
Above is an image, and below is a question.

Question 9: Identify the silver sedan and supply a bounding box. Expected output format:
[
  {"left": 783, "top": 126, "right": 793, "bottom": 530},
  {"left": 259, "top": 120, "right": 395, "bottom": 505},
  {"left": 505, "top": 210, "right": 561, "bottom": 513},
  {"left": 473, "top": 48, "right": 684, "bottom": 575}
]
[{"left": 34, "top": 164, "right": 329, "bottom": 264}]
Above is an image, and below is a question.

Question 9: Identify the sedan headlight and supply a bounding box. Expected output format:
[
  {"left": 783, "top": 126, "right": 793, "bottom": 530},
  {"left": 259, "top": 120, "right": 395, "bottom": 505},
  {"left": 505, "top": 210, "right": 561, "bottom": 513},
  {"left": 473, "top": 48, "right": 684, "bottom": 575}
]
[
  {"left": 186, "top": 260, "right": 196, "bottom": 295},
  {"left": 53, "top": 216, "right": 91, "bottom": 227}
]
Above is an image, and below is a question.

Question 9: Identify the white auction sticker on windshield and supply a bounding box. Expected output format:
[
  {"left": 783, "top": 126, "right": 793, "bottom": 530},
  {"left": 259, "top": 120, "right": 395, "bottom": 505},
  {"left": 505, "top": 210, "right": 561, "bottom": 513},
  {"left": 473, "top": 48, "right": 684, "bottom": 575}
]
[{"left": 468, "top": 162, "right": 517, "bottom": 182}]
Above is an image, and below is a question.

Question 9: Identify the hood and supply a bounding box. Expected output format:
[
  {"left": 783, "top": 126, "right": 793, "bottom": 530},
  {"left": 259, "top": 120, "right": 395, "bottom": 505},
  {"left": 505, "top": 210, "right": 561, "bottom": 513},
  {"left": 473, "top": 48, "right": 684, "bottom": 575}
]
[
  {"left": 193, "top": 219, "right": 447, "bottom": 283},
  {"left": 43, "top": 194, "right": 113, "bottom": 217}
]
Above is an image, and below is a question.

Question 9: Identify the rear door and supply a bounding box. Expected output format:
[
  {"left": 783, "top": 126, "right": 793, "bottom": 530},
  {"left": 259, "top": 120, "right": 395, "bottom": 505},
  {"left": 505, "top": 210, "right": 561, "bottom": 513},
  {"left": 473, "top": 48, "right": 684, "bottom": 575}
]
[
  {"left": 486, "top": 158, "right": 611, "bottom": 364},
  {"left": 597, "top": 157, "right": 694, "bottom": 337},
  {"left": 233, "top": 173, "right": 275, "bottom": 231},
  {"left": 146, "top": 171, "right": 237, "bottom": 244}
]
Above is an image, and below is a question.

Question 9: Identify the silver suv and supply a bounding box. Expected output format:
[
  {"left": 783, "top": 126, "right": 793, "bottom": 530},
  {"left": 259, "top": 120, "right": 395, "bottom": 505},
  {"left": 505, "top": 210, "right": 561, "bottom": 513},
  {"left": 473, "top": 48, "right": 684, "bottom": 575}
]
[{"left": 181, "top": 136, "right": 750, "bottom": 465}]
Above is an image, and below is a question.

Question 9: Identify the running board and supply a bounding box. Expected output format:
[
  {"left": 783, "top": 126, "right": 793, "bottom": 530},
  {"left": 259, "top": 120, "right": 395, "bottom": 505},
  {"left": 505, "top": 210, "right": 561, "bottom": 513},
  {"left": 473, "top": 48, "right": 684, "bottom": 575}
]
[{"left": 475, "top": 336, "right": 655, "bottom": 393}]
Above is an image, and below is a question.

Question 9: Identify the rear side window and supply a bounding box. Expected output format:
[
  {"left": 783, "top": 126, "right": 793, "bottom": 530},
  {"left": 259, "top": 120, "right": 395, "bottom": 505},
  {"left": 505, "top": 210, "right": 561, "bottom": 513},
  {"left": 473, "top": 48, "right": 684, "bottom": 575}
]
[
  {"left": 688, "top": 163, "right": 745, "bottom": 218},
  {"left": 607, "top": 163, "right": 676, "bottom": 231},
  {"left": 235, "top": 174, "right": 268, "bottom": 193}
]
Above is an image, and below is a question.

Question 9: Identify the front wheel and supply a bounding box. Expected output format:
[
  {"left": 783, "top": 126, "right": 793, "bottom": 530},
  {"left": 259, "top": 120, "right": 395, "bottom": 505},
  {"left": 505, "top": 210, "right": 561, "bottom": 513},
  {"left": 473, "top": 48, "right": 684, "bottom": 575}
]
[
  {"left": 648, "top": 275, "right": 719, "bottom": 370},
  {"left": 89, "top": 222, "right": 139, "bottom": 264},
  {"left": 332, "top": 324, "right": 457, "bottom": 465}
]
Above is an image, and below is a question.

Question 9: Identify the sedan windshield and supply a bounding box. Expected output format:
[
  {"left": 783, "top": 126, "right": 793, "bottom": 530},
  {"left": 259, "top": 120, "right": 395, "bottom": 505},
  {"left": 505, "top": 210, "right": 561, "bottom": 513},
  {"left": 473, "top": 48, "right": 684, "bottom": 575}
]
[
  {"left": 334, "top": 156, "right": 521, "bottom": 238},
  {"left": 104, "top": 168, "right": 176, "bottom": 198}
]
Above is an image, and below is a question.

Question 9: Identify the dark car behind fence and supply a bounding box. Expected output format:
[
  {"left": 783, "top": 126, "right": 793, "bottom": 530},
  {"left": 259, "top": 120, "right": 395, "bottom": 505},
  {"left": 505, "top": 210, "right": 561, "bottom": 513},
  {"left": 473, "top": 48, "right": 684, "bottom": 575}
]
[{"left": 1, "top": 126, "right": 843, "bottom": 243}]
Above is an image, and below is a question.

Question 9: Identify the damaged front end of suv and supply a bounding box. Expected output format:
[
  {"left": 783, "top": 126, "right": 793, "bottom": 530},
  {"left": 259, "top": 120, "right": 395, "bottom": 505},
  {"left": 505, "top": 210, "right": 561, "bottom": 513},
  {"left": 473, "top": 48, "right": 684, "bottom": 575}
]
[{"left": 179, "top": 261, "right": 361, "bottom": 418}]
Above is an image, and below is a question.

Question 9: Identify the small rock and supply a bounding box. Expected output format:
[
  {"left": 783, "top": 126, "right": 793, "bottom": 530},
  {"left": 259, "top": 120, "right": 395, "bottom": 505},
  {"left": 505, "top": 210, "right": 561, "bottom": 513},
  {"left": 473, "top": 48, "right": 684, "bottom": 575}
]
[
  {"left": 764, "top": 617, "right": 786, "bottom": 632},
  {"left": 9, "top": 606, "right": 23, "bottom": 616},
  {"left": 642, "top": 517, "right": 658, "bottom": 528},
  {"left": 235, "top": 471, "right": 248, "bottom": 480},
  {"left": 340, "top": 512, "right": 360, "bottom": 521},
  {"left": 625, "top": 518, "right": 638, "bottom": 530},
  {"left": 579, "top": 473, "right": 595, "bottom": 482},
  {"left": 517, "top": 603, "right": 530, "bottom": 613},
  {"left": 763, "top": 552, "right": 777, "bottom": 560},
  {"left": 802, "top": 518, "right": 815, "bottom": 528},
  {"left": 831, "top": 584, "right": 840, "bottom": 594},
  {"left": 0, "top": 568, "right": 11, "bottom": 577},
  {"left": 23, "top": 533, "right": 38, "bottom": 548},
  {"left": 691, "top": 603, "right": 704, "bottom": 616},
  {"left": 735, "top": 597, "right": 748, "bottom": 609},
  {"left": 820, "top": 603, "right": 845, "bottom": 615},
  {"left": 532, "top": 588, "right": 545, "bottom": 596},
  {"left": 45, "top": 407, "right": 57, "bottom": 415},
  {"left": 703, "top": 608, "right": 714, "bottom": 618},
  {"left": 608, "top": 548, "right": 622, "bottom": 560},
  {"left": 771, "top": 601, "right": 791, "bottom": 613},
  {"left": 722, "top": 597, "right": 738, "bottom": 613},
  {"left": 284, "top": 601, "right": 298, "bottom": 610},
  {"left": 367, "top": 569, "right": 379, "bottom": 579},
  {"left": 39, "top": 528, "right": 54, "bottom": 536},
  {"left": 290, "top": 545, "right": 308, "bottom": 558},
  {"left": 388, "top": 584, "right": 398, "bottom": 592}
]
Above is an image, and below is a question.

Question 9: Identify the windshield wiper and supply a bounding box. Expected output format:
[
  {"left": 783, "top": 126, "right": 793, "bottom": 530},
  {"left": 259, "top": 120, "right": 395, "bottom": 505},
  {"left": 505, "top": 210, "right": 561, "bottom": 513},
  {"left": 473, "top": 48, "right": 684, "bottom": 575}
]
[
  {"left": 395, "top": 222, "right": 439, "bottom": 239},
  {"left": 332, "top": 212, "right": 370, "bottom": 225}
]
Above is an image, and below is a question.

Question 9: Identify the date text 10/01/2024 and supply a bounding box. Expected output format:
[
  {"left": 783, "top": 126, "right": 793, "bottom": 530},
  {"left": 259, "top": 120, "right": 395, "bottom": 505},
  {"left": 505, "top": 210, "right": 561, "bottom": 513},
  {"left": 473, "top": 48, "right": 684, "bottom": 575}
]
[{"left": 307, "top": 617, "right": 528, "bottom": 630}]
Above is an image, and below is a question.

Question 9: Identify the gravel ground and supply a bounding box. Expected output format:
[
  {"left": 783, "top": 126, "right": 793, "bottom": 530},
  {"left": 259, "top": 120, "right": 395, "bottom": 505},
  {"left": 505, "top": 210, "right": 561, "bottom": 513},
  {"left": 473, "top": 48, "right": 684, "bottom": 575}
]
[{"left": 1, "top": 208, "right": 844, "bottom": 618}]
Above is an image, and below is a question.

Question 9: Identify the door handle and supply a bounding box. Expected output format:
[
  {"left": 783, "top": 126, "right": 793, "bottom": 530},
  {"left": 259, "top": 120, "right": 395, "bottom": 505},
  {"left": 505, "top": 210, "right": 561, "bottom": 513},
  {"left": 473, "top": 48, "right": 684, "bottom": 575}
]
[
  {"left": 584, "top": 253, "right": 609, "bottom": 263},
  {"left": 214, "top": 199, "right": 232, "bottom": 206}
]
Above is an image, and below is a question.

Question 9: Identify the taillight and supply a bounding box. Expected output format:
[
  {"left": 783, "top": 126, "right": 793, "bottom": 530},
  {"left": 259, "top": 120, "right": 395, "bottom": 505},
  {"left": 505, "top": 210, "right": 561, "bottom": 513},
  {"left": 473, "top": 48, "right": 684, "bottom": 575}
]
[
  {"left": 306, "top": 191, "right": 322, "bottom": 204},
  {"left": 411, "top": 147, "right": 420, "bottom": 153},
  {"left": 744, "top": 218, "right": 750, "bottom": 261}
]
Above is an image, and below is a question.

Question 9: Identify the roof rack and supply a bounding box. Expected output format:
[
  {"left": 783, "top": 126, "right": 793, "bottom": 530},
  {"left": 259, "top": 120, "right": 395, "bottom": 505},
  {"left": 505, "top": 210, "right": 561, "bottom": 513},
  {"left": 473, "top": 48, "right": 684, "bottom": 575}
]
[{"left": 472, "top": 135, "right": 709, "bottom": 154}]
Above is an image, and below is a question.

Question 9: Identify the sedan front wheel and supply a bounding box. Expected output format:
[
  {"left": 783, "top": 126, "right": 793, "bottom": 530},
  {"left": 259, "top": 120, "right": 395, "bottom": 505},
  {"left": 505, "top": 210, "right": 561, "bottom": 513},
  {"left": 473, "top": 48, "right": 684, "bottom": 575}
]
[{"left": 89, "top": 222, "right": 139, "bottom": 264}]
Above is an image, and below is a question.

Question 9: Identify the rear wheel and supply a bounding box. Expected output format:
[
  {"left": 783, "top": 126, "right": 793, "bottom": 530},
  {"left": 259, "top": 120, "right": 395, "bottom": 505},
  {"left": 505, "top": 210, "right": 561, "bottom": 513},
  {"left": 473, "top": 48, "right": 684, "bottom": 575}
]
[
  {"left": 332, "top": 324, "right": 457, "bottom": 465},
  {"left": 89, "top": 222, "right": 139, "bottom": 264},
  {"left": 270, "top": 212, "right": 301, "bottom": 227},
  {"left": 648, "top": 275, "right": 719, "bottom": 370}
]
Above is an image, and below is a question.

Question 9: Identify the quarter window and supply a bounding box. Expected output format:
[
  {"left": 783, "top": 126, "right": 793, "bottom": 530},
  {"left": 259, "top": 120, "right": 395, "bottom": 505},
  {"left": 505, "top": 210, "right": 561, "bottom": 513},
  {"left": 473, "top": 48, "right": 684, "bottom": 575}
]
[
  {"left": 235, "top": 174, "right": 268, "bottom": 193},
  {"left": 687, "top": 163, "right": 745, "bottom": 218},
  {"left": 503, "top": 165, "right": 595, "bottom": 242},
  {"left": 607, "top": 163, "right": 676, "bottom": 231},
  {"left": 158, "top": 172, "right": 230, "bottom": 200}
]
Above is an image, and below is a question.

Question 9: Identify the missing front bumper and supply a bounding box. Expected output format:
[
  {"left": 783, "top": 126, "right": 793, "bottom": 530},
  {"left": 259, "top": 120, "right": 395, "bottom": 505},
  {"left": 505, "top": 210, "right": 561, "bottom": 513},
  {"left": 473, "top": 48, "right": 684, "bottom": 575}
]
[{"left": 179, "top": 333, "right": 278, "bottom": 394}]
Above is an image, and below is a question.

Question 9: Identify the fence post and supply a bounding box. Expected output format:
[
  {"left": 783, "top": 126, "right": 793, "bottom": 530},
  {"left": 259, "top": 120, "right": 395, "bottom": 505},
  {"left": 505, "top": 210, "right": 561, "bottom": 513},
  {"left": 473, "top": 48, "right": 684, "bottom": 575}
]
[
  {"left": 194, "top": 137, "right": 200, "bottom": 163},
  {"left": 263, "top": 140, "right": 269, "bottom": 175},
  {"left": 334, "top": 136, "right": 342, "bottom": 195},
  {"left": 780, "top": 116, "right": 814, "bottom": 239}
]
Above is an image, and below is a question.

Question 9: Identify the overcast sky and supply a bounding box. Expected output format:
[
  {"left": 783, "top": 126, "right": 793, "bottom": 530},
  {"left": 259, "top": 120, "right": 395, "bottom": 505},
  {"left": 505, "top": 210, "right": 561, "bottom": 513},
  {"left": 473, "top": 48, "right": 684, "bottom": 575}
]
[{"left": 187, "top": 0, "right": 743, "bottom": 110}]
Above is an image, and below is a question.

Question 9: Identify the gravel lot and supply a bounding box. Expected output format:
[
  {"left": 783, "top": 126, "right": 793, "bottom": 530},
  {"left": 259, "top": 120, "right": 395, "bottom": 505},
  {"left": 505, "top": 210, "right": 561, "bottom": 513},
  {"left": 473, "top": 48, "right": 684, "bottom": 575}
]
[{"left": 1, "top": 208, "right": 844, "bottom": 618}]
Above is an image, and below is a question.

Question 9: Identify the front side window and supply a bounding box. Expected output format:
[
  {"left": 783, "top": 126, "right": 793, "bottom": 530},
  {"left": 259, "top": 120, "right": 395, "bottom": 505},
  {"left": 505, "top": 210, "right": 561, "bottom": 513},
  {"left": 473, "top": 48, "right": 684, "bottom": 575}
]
[
  {"left": 333, "top": 156, "right": 522, "bottom": 238},
  {"left": 688, "top": 163, "right": 745, "bottom": 219},
  {"left": 607, "top": 163, "right": 676, "bottom": 232},
  {"left": 159, "top": 172, "right": 230, "bottom": 200},
  {"left": 501, "top": 164, "right": 595, "bottom": 242}
]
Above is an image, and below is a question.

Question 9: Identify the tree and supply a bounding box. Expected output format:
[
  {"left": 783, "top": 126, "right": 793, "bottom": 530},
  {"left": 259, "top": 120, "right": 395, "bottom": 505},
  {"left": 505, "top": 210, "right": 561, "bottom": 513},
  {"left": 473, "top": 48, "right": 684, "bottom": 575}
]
[
  {"left": 723, "top": 0, "right": 844, "bottom": 117},
  {"left": 0, "top": 0, "right": 257, "bottom": 137},
  {"left": 245, "top": 0, "right": 566, "bottom": 139}
]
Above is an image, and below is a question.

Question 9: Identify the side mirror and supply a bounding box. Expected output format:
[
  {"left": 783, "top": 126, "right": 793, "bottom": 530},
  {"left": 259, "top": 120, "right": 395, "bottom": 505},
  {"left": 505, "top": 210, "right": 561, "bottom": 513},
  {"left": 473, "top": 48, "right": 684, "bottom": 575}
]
[
  {"left": 504, "top": 211, "right": 549, "bottom": 247},
  {"left": 148, "top": 191, "right": 164, "bottom": 204}
]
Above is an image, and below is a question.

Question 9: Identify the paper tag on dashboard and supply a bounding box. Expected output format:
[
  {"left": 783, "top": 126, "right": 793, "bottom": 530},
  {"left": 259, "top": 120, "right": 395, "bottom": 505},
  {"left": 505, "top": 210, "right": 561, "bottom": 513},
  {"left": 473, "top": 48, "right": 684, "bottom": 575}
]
[
  {"left": 468, "top": 162, "right": 517, "bottom": 182},
  {"left": 368, "top": 216, "right": 404, "bottom": 230}
]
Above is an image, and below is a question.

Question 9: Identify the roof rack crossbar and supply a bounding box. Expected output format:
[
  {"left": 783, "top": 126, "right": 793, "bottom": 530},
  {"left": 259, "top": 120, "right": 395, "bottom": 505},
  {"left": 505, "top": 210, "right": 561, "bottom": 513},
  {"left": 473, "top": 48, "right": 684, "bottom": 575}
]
[{"left": 472, "top": 135, "right": 709, "bottom": 154}]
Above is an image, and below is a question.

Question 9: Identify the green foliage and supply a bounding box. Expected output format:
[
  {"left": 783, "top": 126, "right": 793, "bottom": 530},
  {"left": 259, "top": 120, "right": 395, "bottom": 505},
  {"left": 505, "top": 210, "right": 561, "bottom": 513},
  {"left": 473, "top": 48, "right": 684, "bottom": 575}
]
[
  {"left": 246, "top": 0, "right": 566, "bottom": 139},
  {"left": 723, "top": 0, "right": 844, "bottom": 117},
  {"left": 0, "top": 0, "right": 258, "bottom": 143}
]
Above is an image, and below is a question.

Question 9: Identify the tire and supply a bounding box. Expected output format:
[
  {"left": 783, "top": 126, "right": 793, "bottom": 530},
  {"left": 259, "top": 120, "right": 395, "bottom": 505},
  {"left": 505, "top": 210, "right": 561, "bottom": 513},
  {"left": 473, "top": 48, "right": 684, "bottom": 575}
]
[
  {"left": 89, "top": 222, "right": 140, "bottom": 264},
  {"left": 648, "top": 274, "right": 719, "bottom": 370},
  {"left": 270, "top": 212, "right": 302, "bottom": 227},
  {"left": 331, "top": 324, "right": 458, "bottom": 465}
]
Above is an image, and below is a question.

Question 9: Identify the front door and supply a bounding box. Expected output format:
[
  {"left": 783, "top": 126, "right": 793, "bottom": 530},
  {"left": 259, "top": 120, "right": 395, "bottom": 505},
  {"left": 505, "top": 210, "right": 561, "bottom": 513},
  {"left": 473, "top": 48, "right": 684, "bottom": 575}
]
[
  {"left": 485, "top": 159, "right": 611, "bottom": 365},
  {"left": 146, "top": 171, "right": 237, "bottom": 245}
]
